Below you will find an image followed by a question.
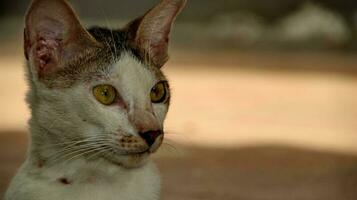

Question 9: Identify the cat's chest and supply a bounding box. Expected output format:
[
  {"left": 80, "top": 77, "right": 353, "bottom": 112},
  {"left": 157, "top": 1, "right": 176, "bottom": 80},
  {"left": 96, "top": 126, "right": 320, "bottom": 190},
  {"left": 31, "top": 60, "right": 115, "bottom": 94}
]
[
  {"left": 48, "top": 180, "right": 159, "bottom": 200},
  {"left": 12, "top": 161, "right": 161, "bottom": 200}
]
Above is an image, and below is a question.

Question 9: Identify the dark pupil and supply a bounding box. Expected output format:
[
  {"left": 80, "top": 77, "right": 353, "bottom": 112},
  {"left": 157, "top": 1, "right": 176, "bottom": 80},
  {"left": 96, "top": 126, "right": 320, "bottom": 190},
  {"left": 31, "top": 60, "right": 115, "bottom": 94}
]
[{"left": 101, "top": 89, "right": 108, "bottom": 97}]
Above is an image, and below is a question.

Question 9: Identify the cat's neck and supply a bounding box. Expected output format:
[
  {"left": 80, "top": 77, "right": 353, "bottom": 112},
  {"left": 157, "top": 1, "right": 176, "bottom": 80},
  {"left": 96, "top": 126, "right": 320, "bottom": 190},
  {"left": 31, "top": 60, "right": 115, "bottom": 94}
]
[{"left": 26, "top": 118, "right": 119, "bottom": 176}]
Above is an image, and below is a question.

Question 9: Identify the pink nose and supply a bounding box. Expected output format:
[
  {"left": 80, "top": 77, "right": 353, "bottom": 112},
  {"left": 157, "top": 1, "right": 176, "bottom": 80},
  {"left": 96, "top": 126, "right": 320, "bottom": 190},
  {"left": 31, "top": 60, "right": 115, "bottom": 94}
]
[{"left": 139, "top": 130, "right": 162, "bottom": 147}]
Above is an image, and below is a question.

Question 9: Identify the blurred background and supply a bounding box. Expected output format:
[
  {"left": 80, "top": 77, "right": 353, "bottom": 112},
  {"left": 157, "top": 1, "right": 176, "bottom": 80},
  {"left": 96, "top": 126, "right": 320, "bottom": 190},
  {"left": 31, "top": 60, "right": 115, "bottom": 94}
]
[{"left": 1, "top": 0, "right": 357, "bottom": 199}]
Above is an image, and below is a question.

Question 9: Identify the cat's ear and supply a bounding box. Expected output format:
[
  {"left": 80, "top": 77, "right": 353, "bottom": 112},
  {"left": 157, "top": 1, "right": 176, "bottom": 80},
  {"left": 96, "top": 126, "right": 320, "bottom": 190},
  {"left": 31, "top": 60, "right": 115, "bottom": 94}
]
[
  {"left": 24, "top": 0, "right": 100, "bottom": 78},
  {"left": 126, "top": 0, "right": 186, "bottom": 68}
]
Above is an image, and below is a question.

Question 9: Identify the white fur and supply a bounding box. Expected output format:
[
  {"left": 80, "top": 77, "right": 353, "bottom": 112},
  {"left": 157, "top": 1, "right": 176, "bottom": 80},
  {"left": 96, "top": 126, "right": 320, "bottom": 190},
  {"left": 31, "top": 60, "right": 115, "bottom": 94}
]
[
  {"left": 5, "top": 159, "right": 160, "bottom": 200},
  {"left": 5, "top": 53, "right": 167, "bottom": 200}
]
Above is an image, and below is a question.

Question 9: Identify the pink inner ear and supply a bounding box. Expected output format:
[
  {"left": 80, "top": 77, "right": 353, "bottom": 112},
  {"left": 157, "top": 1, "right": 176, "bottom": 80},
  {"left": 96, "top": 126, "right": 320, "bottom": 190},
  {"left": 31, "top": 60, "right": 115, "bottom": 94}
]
[
  {"left": 24, "top": 0, "right": 101, "bottom": 78},
  {"left": 25, "top": 23, "right": 62, "bottom": 77},
  {"left": 29, "top": 19, "right": 65, "bottom": 75},
  {"left": 24, "top": 0, "right": 72, "bottom": 77},
  {"left": 134, "top": 0, "right": 187, "bottom": 68}
]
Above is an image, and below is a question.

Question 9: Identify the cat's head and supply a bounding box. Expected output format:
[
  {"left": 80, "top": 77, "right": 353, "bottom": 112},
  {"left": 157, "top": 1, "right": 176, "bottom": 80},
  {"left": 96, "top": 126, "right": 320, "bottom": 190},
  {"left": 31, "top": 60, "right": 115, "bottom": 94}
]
[{"left": 24, "top": 0, "right": 186, "bottom": 168}]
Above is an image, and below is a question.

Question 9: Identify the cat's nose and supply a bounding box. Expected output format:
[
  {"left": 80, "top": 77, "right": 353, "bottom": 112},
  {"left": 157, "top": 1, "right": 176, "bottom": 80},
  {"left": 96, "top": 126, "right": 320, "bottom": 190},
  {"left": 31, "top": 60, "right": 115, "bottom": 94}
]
[{"left": 139, "top": 130, "right": 163, "bottom": 147}]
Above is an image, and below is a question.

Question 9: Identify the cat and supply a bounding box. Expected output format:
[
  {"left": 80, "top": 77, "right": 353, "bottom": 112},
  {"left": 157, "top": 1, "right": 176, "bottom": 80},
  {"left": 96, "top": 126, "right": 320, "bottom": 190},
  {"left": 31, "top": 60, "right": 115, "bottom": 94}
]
[{"left": 4, "top": 0, "right": 186, "bottom": 199}]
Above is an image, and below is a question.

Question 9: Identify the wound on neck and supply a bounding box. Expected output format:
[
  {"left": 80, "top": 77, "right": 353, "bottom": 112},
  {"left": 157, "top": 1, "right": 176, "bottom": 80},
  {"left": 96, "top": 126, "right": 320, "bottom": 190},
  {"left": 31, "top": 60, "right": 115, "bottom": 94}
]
[{"left": 58, "top": 177, "right": 72, "bottom": 185}]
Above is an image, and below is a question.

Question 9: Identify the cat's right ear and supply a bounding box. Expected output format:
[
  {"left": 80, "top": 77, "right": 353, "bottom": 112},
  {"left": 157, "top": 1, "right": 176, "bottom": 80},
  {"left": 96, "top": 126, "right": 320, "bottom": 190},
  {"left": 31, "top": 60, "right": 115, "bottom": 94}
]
[{"left": 24, "top": 0, "right": 100, "bottom": 78}]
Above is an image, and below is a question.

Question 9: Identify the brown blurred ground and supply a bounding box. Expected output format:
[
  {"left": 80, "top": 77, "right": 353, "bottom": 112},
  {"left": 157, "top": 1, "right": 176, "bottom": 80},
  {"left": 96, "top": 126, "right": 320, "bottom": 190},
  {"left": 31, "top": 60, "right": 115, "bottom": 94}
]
[
  {"left": 1, "top": 132, "right": 357, "bottom": 200},
  {"left": 1, "top": 51, "right": 357, "bottom": 199}
]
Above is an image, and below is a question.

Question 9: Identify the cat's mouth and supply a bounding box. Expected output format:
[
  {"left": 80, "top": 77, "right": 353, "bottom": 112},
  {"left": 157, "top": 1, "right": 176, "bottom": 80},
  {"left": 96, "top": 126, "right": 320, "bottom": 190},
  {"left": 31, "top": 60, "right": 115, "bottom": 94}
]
[
  {"left": 125, "top": 149, "right": 150, "bottom": 156},
  {"left": 101, "top": 134, "right": 163, "bottom": 168},
  {"left": 120, "top": 144, "right": 160, "bottom": 157},
  {"left": 103, "top": 149, "right": 151, "bottom": 168}
]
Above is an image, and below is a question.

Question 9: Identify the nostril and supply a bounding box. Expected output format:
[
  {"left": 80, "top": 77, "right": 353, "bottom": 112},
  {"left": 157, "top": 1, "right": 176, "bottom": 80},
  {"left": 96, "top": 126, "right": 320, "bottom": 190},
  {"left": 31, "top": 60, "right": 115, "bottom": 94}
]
[{"left": 139, "top": 130, "right": 162, "bottom": 147}]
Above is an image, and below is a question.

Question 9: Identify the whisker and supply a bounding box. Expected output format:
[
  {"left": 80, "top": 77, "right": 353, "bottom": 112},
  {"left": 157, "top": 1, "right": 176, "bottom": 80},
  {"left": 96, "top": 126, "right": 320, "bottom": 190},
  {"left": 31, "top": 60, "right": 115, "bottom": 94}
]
[
  {"left": 62, "top": 146, "right": 110, "bottom": 165},
  {"left": 164, "top": 130, "right": 185, "bottom": 137},
  {"left": 99, "top": 6, "right": 117, "bottom": 64},
  {"left": 46, "top": 141, "right": 112, "bottom": 166},
  {"left": 46, "top": 140, "right": 111, "bottom": 158},
  {"left": 162, "top": 142, "right": 178, "bottom": 152},
  {"left": 86, "top": 146, "right": 112, "bottom": 161},
  {"left": 47, "top": 145, "right": 101, "bottom": 166},
  {"left": 39, "top": 135, "right": 112, "bottom": 149}
]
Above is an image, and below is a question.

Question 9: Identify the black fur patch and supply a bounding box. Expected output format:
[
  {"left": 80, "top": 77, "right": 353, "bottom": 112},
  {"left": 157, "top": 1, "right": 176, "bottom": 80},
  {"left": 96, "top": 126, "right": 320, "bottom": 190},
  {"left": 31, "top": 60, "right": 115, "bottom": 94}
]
[{"left": 87, "top": 27, "right": 143, "bottom": 63}]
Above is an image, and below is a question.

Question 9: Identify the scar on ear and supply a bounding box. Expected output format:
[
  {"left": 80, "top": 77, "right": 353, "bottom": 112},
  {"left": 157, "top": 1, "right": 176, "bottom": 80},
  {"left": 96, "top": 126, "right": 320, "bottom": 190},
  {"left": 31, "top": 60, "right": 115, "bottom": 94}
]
[{"left": 35, "top": 37, "right": 62, "bottom": 75}]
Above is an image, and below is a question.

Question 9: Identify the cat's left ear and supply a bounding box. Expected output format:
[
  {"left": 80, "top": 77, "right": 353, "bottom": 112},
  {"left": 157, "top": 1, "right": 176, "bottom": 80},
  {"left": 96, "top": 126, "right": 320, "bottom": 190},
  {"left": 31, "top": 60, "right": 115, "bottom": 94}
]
[{"left": 126, "top": 0, "right": 186, "bottom": 68}]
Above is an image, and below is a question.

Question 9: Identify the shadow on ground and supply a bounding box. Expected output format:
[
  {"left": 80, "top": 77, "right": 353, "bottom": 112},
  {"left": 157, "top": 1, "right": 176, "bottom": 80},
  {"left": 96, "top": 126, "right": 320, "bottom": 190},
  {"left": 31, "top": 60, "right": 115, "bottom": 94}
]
[{"left": 1, "top": 131, "right": 357, "bottom": 200}]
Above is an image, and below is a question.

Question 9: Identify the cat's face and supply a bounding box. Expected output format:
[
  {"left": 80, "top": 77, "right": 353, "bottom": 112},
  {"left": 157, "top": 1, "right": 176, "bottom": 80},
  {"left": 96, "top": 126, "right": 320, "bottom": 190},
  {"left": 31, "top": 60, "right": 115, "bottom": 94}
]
[
  {"left": 30, "top": 52, "right": 170, "bottom": 168},
  {"left": 24, "top": 0, "right": 186, "bottom": 168}
]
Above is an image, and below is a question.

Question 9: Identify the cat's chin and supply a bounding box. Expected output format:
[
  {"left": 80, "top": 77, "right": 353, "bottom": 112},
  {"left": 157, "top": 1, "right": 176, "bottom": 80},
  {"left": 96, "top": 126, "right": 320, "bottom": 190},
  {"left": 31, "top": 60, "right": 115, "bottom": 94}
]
[{"left": 104, "top": 152, "right": 151, "bottom": 168}]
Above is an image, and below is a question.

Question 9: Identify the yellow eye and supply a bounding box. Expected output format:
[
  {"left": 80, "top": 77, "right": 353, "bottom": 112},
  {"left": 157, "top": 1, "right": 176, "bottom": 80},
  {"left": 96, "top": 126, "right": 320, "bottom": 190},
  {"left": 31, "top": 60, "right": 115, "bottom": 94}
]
[
  {"left": 93, "top": 85, "right": 117, "bottom": 105},
  {"left": 151, "top": 81, "right": 169, "bottom": 103}
]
